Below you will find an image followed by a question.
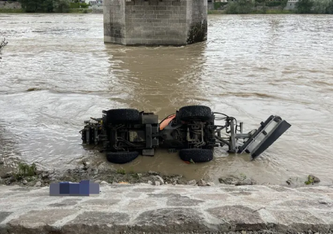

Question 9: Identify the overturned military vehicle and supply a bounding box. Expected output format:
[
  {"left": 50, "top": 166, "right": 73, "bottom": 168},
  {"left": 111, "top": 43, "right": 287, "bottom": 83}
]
[{"left": 81, "top": 105, "right": 291, "bottom": 164}]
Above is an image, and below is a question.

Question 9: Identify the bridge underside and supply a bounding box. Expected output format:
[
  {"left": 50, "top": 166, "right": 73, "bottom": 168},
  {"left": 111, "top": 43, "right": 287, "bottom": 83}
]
[{"left": 103, "top": 0, "right": 207, "bottom": 45}]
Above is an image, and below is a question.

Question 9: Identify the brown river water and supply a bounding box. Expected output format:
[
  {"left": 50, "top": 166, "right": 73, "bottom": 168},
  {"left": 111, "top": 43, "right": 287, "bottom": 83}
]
[{"left": 0, "top": 14, "right": 333, "bottom": 185}]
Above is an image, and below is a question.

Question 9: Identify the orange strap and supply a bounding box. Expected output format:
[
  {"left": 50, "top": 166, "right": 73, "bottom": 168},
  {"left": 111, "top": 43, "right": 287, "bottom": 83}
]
[{"left": 159, "top": 114, "right": 176, "bottom": 130}]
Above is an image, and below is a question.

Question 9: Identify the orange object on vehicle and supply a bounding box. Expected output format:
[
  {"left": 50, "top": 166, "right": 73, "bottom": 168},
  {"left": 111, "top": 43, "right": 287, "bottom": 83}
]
[{"left": 159, "top": 114, "right": 176, "bottom": 130}]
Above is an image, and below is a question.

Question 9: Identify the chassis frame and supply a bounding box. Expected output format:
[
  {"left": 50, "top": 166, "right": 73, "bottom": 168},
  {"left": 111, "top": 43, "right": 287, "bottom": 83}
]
[{"left": 81, "top": 105, "right": 291, "bottom": 164}]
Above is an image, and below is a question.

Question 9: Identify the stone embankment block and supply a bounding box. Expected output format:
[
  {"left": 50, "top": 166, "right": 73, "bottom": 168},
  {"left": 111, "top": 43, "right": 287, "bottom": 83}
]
[{"left": 0, "top": 184, "right": 333, "bottom": 234}]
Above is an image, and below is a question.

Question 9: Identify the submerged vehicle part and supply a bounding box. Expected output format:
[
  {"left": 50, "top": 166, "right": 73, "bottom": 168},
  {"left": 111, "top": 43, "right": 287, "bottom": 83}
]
[{"left": 81, "top": 105, "right": 291, "bottom": 164}]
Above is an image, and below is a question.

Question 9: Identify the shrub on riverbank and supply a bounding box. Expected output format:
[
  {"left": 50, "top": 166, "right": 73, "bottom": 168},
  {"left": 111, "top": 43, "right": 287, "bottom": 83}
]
[
  {"left": 210, "top": 0, "right": 290, "bottom": 14},
  {"left": 327, "top": 0, "right": 333, "bottom": 12},
  {"left": 210, "top": 0, "right": 333, "bottom": 14},
  {"left": 296, "top": 0, "right": 333, "bottom": 13},
  {"left": 214, "top": 1, "right": 228, "bottom": 10},
  {"left": 18, "top": 0, "right": 71, "bottom": 13},
  {"left": 69, "top": 2, "right": 88, "bottom": 8},
  {"left": 53, "top": 0, "right": 70, "bottom": 12},
  {"left": 313, "top": 0, "right": 333, "bottom": 13},
  {"left": 69, "top": 8, "right": 91, "bottom": 13},
  {"left": 296, "top": 0, "right": 314, "bottom": 13},
  {"left": 225, "top": 0, "right": 254, "bottom": 14}
]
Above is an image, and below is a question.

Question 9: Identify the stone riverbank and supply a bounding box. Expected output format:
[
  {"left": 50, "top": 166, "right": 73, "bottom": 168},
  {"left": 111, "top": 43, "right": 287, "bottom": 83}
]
[{"left": 0, "top": 184, "right": 333, "bottom": 234}]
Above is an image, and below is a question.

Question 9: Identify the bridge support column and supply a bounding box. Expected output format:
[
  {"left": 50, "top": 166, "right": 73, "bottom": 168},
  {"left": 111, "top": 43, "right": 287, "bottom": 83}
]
[{"left": 104, "top": 0, "right": 207, "bottom": 45}]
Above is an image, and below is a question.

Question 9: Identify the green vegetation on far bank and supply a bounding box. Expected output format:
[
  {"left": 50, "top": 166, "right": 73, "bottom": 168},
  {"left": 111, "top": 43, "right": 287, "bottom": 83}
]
[
  {"left": 296, "top": 0, "right": 333, "bottom": 13},
  {"left": 0, "top": 8, "right": 24, "bottom": 13},
  {"left": 264, "top": 8, "right": 293, "bottom": 13},
  {"left": 208, "top": 9, "right": 293, "bottom": 14},
  {"left": 0, "top": 7, "right": 92, "bottom": 13},
  {"left": 209, "top": 0, "right": 290, "bottom": 14},
  {"left": 18, "top": 0, "right": 69, "bottom": 12},
  {"left": 208, "top": 0, "right": 333, "bottom": 14},
  {"left": 0, "top": 0, "right": 92, "bottom": 13},
  {"left": 69, "top": 8, "right": 91, "bottom": 13},
  {"left": 2, "top": 0, "right": 333, "bottom": 14}
]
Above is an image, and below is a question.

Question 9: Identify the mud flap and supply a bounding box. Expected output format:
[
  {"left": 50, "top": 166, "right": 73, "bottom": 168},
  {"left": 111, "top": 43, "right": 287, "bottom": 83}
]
[{"left": 238, "top": 115, "right": 291, "bottom": 159}]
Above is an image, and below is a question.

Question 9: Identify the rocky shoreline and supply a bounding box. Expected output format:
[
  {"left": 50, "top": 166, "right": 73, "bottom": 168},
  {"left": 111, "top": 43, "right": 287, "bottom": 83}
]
[
  {"left": 0, "top": 158, "right": 214, "bottom": 187},
  {"left": 0, "top": 122, "right": 324, "bottom": 189},
  {"left": 0, "top": 156, "right": 322, "bottom": 189}
]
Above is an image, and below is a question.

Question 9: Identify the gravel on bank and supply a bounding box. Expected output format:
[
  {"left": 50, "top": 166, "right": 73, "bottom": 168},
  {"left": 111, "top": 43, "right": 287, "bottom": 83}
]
[{"left": 0, "top": 159, "right": 212, "bottom": 187}]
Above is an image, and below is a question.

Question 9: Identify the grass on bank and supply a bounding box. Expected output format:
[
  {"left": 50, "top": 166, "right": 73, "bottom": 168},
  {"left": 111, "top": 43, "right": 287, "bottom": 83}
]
[
  {"left": 264, "top": 9, "right": 293, "bottom": 13},
  {"left": 68, "top": 8, "right": 92, "bottom": 13},
  {"left": 0, "top": 8, "right": 91, "bottom": 13},
  {"left": 13, "top": 162, "right": 37, "bottom": 180},
  {"left": 0, "top": 8, "right": 24, "bottom": 13},
  {"left": 208, "top": 10, "right": 225, "bottom": 14}
]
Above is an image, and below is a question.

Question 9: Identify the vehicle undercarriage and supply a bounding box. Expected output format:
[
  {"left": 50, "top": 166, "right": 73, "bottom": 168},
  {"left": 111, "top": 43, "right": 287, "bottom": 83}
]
[{"left": 81, "top": 105, "right": 291, "bottom": 164}]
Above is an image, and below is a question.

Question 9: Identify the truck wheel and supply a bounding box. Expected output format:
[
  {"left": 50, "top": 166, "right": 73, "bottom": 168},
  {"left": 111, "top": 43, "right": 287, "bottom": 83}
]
[
  {"left": 106, "top": 151, "right": 139, "bottom": 164},
  {"left": 179, "top": 148, "right": 213, "bottom": 163},
  {"left": 105, "top": 109, "right": 140, "bottom": 124},
  {"left": 178, "top": 105, "right": 212, "bottom": 121}
]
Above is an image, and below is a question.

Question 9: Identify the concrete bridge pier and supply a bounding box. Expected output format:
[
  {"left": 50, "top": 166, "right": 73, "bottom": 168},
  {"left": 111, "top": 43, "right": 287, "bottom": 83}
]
[{"left": 103, "top": 0, "right": 207, "bottom": 45}]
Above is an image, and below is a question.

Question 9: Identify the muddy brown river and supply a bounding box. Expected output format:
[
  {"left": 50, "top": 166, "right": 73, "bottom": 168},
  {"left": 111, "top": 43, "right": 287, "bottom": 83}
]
[{"left": 0, "top": 14, "right": 333, "bottom": 185}]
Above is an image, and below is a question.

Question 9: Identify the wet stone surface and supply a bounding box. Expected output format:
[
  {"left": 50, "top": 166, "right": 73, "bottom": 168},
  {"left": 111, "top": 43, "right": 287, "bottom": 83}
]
[
  {"left": 60, "top": 212, "right": 131, "bottom": 234},
  {"left": 9, "top": 187, "right": 31, "bottom": 192},
  {"left": 147, "top": 193, "right": 182, "bottom": 198},
  {"left": 279, "top": 199, "right": 333, "bottom": 209},
  {"left": 207, "top": 206, "right": 266, "bottom": 230},
  {"left": 30, "top": 196, "right": 63, "bottom": 203},
  {"left": 133, "top": 188, "right": 157, "bottom": 193},
  {"left": 123, "top": 199, "right": 158, "bottom": 210},
  {"left": 161, "top": 188, "right": 189, "bottom": 194},
  {"left": 125, "top": 192, "right": 142, "bottom": 198},
  {"left": 134, "top": 208, "right": 209, "bottom": 232},
  {"left": 0, "top": 192, "right": 18, "bottom": 198},
  {"left": 298, "top": 187, "right": 333, "bottom": 194},
  {"left": 221, "top": 187, "right": 259, "bottom": 193},
  {"left": 8, "top": 209, "right": 78, "bottom": 227},
  {"left": 166, "top": 194, "right": 204, "bottom": 206},
  {"left": 48, "top": 198, "right": 82, "bottom": 207},
  {"left": 230, "top": 191, "right": 252, "bottom": 196},
  {"left": 1, "top": 184, "right": 333, "bottom": 233},
  {"left": 193, "top": 193, "right": 230, "bottom": 200},
  {"left": 267, "top": 185, "right": 296, "bottom": 192},
  {"left": 313, "top": 211, "right": 333, "bottom": 229},
  {"left": 68, "top": 211, "right": 130, "bottom": 225},
  {"left": 268, "top": 209, "right": 330, "bottom": 233},
  {"left": 79, "top": 199, "right": 120, "bottom": 206},
  {"left": 148, "top": 193, "right": 204, "bottom": 206}
]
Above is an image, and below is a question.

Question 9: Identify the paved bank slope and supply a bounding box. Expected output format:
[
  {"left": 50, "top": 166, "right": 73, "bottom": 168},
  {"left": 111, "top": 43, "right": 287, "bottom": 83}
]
[{"left": 0, "top": 184, "right": 332, "bottom": 234}]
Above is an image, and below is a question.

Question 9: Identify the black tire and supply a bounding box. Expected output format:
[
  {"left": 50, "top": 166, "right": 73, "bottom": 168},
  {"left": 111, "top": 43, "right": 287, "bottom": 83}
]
[
  {"left": 105, "top": 109, "right": 141, "bottom": 124},
  {"left": 106, "top": 151, "right": 139, "bottom": 164},
  {"left": 179, "top": 148, "right": 213, "bottom": 163},
  {"left": 178, "top": 105, "right": 212, "bottom": 121}
]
